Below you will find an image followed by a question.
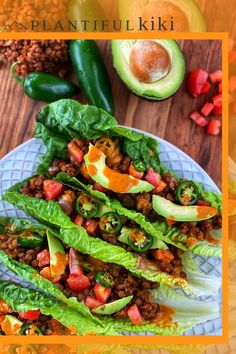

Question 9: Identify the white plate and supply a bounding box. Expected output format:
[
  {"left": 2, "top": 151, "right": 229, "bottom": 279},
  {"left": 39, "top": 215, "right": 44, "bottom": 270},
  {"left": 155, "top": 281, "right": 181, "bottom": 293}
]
[{"left": 0, "top": 133, "right": 222, "bottom": 336}]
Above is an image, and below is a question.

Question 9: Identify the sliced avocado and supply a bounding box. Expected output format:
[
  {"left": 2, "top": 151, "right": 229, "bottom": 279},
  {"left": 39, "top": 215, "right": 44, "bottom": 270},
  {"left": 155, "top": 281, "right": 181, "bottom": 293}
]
[
  {"left": 47, "top": 231, "right": 66, "bottom": 278},
  {"left": 152, "top": 196, "right": 218, "bottom": 222},
  {"left": 2, "top": 315, "right": 23, "bottom": 335},
  {"left": 119, "top": 0, "right": 206, "bottom": 32},
  {"left": 92, "top": 296, "right": 133, "bottom": 315},
  {"left": 112, "top": 39, "right": 185, "bottom": 100},
  {"left": 84, "top": 144, "right": 154, "bottom": 194},
  {"left": 118, "top": 226, "right": 169, "bottom": 250}
]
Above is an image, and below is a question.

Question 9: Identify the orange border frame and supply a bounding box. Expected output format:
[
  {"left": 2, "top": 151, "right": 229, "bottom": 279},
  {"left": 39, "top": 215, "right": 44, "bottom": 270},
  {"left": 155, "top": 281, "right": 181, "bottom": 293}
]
[{"left": 0, "top": 31, "right": 228, "bottom": 345}]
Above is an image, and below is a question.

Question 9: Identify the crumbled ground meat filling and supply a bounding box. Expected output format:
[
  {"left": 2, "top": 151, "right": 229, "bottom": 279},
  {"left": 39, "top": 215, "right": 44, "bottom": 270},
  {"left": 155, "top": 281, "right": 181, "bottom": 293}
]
[
  {"left": 0, "top": 235, "right": 160, "bottom": 321},
  {"left": 20, "top": 175, "right": 186, "bottom": 278},
  {"left": 44, "top": 137, "right": 222, "bottom": 247}
]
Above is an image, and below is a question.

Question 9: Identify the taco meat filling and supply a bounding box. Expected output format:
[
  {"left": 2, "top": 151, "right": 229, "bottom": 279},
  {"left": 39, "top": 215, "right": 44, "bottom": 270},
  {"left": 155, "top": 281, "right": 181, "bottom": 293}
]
[
  {"left": 45, "top": 137, "right": 222, "bottom": 247},
  {"left": 0, "top": 229, "right": 173, "bottom": 324},
  {"left": 0, "top": 298, "right": 71, "bottom": 335},
  {"left": 20, "top": 175, "right": 186, "bottom": 279}
]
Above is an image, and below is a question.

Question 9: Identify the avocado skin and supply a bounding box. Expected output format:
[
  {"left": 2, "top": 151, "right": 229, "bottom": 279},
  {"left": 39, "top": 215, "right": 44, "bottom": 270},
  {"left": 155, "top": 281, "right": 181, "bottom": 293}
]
[
  {"left": 111, "top": 39, "right": 185, "bottom": 100},
  {"left": 152, "top": 195, "right": 218, "bottom": 222}
]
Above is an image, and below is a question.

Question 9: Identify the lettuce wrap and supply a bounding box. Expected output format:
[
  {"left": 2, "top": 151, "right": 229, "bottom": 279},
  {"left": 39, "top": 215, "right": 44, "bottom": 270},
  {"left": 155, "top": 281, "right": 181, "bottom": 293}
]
[
  {"left": 0, "top": 281, "right": 111, "bottom": 336},
  {"left": 34, "top": 99, "right": 222, "bottom": 258},
  {"left": 0, "top": 217, "right": 220, "bottom": 335},
  {"left": 2, "top": 185, "right": 221, "bottom": 298}
]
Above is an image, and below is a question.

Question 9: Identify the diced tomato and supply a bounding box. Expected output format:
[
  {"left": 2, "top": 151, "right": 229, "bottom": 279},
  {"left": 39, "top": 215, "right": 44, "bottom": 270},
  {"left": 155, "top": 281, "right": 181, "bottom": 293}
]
[
  {"left": 200, "top": 102, "right": 214, "bottom": 117},
  {"left": 37, "top": 249, "right": 50, "bottom": 267},
  {"left": 85, "top": 296, "right": 103, "bottom": 310},
  {"left": 39, "top": 267, "right": 61, "bottom": 283},
  {"left": 155, "top": 180, "right": 167, "bottom": 193},
  {"left": 127, "top": 304, "right": 142, "bottom": 325},
  {"left": 213, "top": 94, "right": 222, "bottom": 107},
  {"left": 69, "top": 248, "right": 84, "bottom": 276},
  {"left": 94, "top": 283, "right": 111, "bottom": 303},
  {"left": 218, "top": 82, "right": 222, "bottom": 93},
  {"left": 229, "top": 76, "right": 236, "bottom": 93},
  {"left": 67, "top": 275, "right": 90, "bottom": 292},
  {"left": 43, "top": 180, "right": 63, "bottom": 201},
  {"left": 145, "top": 168, "right": 161, "bottom": 188},
  {"left": 207, "top": 119, "right": 221, "bottom": 136},
  {"left": 74, "top": 214, "right": 84, "bottom": 226},
  {"left": 196, "top": 200, "right": 210, "bottom": 206},
  {"left": 128, "top": 163, "right": 144, "bottom": 179},
  {"left": 68, "top": 141, "right": 84, "bottom": 163},
  {"left": 19, "top": 310, "right": 40, "bottom": 321},
  {"left": 93, "top": 183, "right": 109, "bottom": 193},
  {"left": 189, "top": 111, "right": 208, "bottom": 127},
  {"left": 186, "top": 69, "right": 209, "bottom": 97},
  {"left": 201, "top": 81, "right": 211, "bottom": 94},
  {"left": 213, "top": 105, "right": 222, "bottom": 116},
  {"left": 209, "top": 70, "right": 222, "bottom": 83},
  {"left": 229, "top": 50, "right": 236, "bottom": 65},
  {"left": 83, "top": 219, "right": 98, "bottom": 236}
]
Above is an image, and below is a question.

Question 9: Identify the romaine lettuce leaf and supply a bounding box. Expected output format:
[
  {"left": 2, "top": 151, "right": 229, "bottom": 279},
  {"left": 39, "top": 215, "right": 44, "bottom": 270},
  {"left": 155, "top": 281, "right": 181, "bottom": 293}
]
[
  {"left": 3, "top": 188, "right": 220, "bottom": 296},
  {"left": 36, "top": 99, "right": 118, "bottom": 141},
  {"left": 0, "top": 216, "right": 45, "bottom": 236},
  {"left": 0, "top": 281, "right": 114, "bottom": 335},
  {"left": 181, "top": 252, "right": 221, "bottom": 296},
  {"left": 152, "top": 285, "right": 220, "bottom": 323},
  {"left": 0, "top": 250, "right": 101, "bottom": 324},
  {"left": 57, "top": 172, "right": 222, "bottom": 257}
]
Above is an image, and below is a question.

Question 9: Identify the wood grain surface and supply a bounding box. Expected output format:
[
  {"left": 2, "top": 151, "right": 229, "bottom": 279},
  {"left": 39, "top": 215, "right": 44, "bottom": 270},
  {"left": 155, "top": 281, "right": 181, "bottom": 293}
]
[{"left": 0, "top": 40, "right": 222, "bottom": 188}]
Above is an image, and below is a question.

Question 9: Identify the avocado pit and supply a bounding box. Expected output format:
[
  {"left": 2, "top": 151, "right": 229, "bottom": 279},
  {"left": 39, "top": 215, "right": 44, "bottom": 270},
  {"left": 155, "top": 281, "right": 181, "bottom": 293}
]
[{"left": 129, "top": 40, "right": 171, "bottom": 83}]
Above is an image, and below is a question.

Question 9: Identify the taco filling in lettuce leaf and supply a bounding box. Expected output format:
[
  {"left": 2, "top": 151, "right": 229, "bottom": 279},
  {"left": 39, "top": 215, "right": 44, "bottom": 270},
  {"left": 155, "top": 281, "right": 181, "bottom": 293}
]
[
  {"left": 0, "top": 217, "right": 220, "bottom": 335},
  {"left": 3, "top": 184, "right": 221, "bottom": 297},
  {"left": 33, "top": 99, "right": 222, "bottom": 258}
]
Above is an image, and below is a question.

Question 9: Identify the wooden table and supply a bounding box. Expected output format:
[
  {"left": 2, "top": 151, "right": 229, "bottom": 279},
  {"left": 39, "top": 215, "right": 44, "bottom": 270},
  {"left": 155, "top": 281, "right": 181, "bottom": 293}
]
[{"left": 0, "top": 40, "right": 222, "bottom": 188}]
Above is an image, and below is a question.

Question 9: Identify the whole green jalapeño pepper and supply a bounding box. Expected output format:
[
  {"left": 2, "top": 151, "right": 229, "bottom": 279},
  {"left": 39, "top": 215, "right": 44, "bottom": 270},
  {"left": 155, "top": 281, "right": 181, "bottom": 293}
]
[
  {"left": 10, "top": 62, "right": 77, "bottom": 102},
  {"left": 69, "top": 40, "right": 115, "bottom": 115}
]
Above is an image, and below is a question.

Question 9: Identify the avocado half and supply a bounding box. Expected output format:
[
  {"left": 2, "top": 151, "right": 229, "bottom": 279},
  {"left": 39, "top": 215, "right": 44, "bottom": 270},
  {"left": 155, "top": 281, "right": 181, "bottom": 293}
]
[
  {"left": 119, "top": 0, "right": 207, "bottom": 32},
  {"left": 111, "top": 39, "right": 185, "bottom": 100}
]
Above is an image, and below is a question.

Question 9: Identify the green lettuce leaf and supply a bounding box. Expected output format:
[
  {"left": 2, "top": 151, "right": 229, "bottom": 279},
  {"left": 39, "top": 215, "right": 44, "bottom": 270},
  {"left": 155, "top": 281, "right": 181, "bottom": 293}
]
[
  {"left": 3, "top": 190, "right": 72, "bottom": 229},
  {"left": 152, "top": 285, "right": 220, "bottom": 323},
  {"left": 122, "top": 134, "right": 160, "bottom": 172},
  {"left": 57, "top": 173, "right": 222, "bottom": 257},
  {"left": 0, "top": 216, "right": 45, "bottom": 236},
  {"left": 0, "top": 281, "right": 114, "bottom": 335},
  {"left": 0, "top": 250, "right": 100, "bottom": 324},
  {"left": 196, "top": 182, "right": 222, "bottom": 215},
  {"left": 181, "top": 252, "right": 221, "bottom": 296},
  {"left": 3, "top": 188, "right": 220, "bottom": 296},
  {"left": 36, "top": 99, "right": 117, "bottom": 141}
]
